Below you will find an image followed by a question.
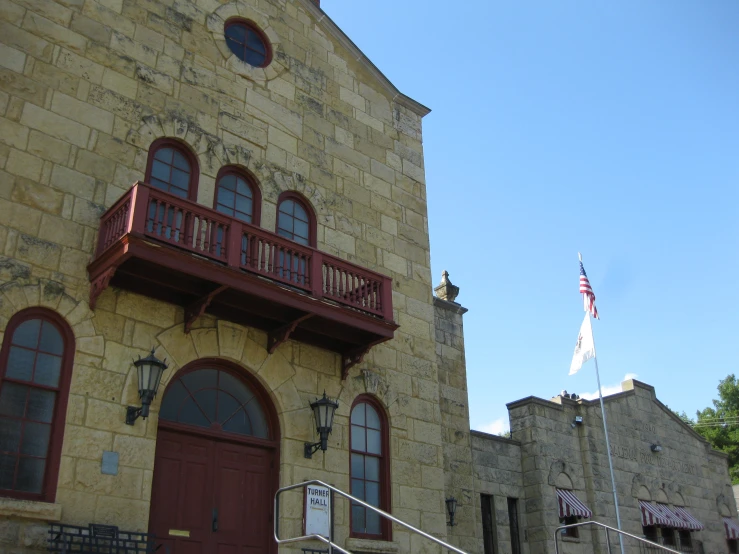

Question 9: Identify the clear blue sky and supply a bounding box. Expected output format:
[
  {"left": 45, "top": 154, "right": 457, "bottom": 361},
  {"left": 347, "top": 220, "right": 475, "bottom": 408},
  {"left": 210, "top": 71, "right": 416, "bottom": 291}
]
[{"left": 324, "top": 0, "right": 739, "bottom": 434}]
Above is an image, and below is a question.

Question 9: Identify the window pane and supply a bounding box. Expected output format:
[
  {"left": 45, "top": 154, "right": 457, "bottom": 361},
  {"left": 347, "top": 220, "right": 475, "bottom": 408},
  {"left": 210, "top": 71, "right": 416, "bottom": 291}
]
[
  {"left": 218, "top": 372, "right": 254, "bottom": 406},
  {"left": 277, "top": 211, "right": 294, "bottom": 233},
  {"left": 235, "top": 196, "right": 252, "bottom": 215},
  {"left": 34, "top": 353, "right": 61, "bottom": 387},
  {"left": 11, "top": 320, "right": 40, "bottom": 349},
  {"left": 293, "top": 219, "right": 308, "bottom": 240},
  {"left": 218, "top": 188, "right": 235, "bottom": 207},
  {"left": 172, "top": 150, "right": 190, "bottom": 171},
  {"left": 159, "top": 380, "right": 187, "bottom": 421},
  {"left": 351, "top": 479, "right": 365, "bottom": 500},
  {"left": 235, "top": 178, "right": 250, "bottom": 196},
  {"left": 244, "top": 402, "right": 269, "bottom": 438},
  {"left": 217, "top": 391, "right": 240, "bottom": 424},
  {"left": 178, "top": 397, "right": 210, "bottom": 428},
  {"left": 27, "top": 389, "right": 55, "bottom": 423},
  {"left": 193, "top": 389, "right": 217, "bottom": 422},
  {"left": 294, "top": 204, "right": 307, "bottom": 221},
  {"left": 351, "top": 426, "right": 365, "bottom": 452},
  {"left": 366, "top": 405, "right": 380, "bottom": 430},
  {"left": 366, "top": 510, "right": 381, "bottom": 535},
  {"left": 39, "top": 321, "right": 63, "bottom": 355},
  {"left": 351, "top": 454, "right": 364, "bottom": 479},
  {"left": 0, "top": 383, "right": 27, "bottom": 418},
  {"left": 16, "top": 457, "right": 45, "bottom": 493},
  {"left": 151, "top": 159, "right": 170, "bottom": 181},
  {"left": 222, "top": 408, "right": 252, "bottom": 436},
  {"left": 246, "top": 30, "right": 266, "bottom": 54},
  {"left": 170, "top": 169, "right": 190, "bottom": 193},
  {"left": 279, "top": 200, "right": 294, "bottom": 215},
  {"left": 351, "top": 504, "right": 365, "bottom": 533},
  {"left": 20, "top": 422, "right": 50, "bottom": 457},
  {"left": 365, "top": 481, "right": 379, "bottom": 506},
  {"left": 225, "top": 24, "right": 246, "bottom": 44},
  {"left": 181, "top": 369, "right": 218, "bottom": 391},
  {"left": 244, "top": 50, "right": 265, "bottom": 67},
  {"left": 6, "top": 347, "right": 35, "bottom": 382},
  {"left": 0, "top": 418, "right": 22, "bottom": 452},
  {"left": 351, "top": 404, "right": 365, "bottom": 425},
  {"left": 367, "top": 429, "right": 381, "bottom": 455},
  {"left": 365, "top": 456, "right": 379, "bottom": 481},
  {"left": 154, "top": 147, "right": 174, "bottom": 163},
  {"left": 0, "top": 454, "right": 16, "bottom": 489}
]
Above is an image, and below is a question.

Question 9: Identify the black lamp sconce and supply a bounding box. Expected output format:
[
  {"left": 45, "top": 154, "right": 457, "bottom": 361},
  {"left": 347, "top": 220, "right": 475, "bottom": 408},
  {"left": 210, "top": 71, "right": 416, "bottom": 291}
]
[
  {"left": 446, "top": 496, "right": 458, "bottom": 527},
  {"left": 125, "top": 348, "right": 168, "bottom": 425},
  {"left": 304, "top": 391, "right": 339, "bottom": 458},
  {"left": 571, "top": 415, "right": 583, "bottom": 428}
]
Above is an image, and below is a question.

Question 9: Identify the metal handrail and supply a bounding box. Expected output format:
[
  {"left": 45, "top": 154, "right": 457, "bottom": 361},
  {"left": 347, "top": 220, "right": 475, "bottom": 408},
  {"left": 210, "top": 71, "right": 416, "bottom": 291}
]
[
  {"left": 554, "top": 520, "right": 682, "bottom": 554},
  {"left": 274, "top": 479, "right": 468, "bottom": 554}
]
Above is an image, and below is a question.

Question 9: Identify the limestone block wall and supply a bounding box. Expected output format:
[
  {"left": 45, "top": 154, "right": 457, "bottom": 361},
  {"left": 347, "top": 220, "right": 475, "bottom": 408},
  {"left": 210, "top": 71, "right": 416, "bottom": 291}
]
[
  {"left": 0, "top": 0, "right": 449, "bottom": 551},
  {"left": 471, "top": 431, "right": 528, "bottom": 554},
  {"left": 434, "top": 296, "right": 475, "bottom": 552},
  {"left": 508, "top": 380, "right": 737, "bottom": 554}
]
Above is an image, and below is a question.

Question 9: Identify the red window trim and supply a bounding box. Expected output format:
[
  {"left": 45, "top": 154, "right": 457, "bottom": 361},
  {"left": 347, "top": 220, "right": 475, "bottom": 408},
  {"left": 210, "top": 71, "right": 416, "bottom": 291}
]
[
  {"left": 0, "top": 307, "right": 74, "bottom": 503},
  {"left": 224, "top": 18, "right": 273, "bottom": 68},
  {"left": 276, "top": 191, "right": 317, "bottom": 248},
  {"left": 213, "top": 166, "right": 262, "bottom": 226},
  {"left": 349, "top": 394, "right": 391, "bottom": 541},
  {"left": 145, "top": 138, "right": 200, "bottom": 202}
]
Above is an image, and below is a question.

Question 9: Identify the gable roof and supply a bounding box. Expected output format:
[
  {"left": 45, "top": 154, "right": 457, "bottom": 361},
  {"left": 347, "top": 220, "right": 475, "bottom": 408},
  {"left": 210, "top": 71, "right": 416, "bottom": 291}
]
[{"left": 299, "top": 0, "right": 431, "bottom": 118}]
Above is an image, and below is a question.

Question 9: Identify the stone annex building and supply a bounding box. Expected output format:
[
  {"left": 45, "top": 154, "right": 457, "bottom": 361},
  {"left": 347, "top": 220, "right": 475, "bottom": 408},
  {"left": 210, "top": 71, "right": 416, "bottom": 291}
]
[{"left": 0, "top": 0, "right": 737, "bottom": 552}]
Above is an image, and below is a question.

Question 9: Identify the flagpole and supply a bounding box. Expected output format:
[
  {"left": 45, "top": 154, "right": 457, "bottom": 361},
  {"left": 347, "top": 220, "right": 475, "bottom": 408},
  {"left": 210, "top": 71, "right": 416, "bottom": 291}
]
[{"left": 590, "top": 318, "right": 625, "bottom": 554}]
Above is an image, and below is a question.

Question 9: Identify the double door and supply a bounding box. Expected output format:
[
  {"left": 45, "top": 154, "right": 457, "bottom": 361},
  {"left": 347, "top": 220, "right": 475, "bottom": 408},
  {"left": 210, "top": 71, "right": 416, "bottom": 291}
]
[{"left": 149, "top": 428, "right": 274, "bottom": 554}]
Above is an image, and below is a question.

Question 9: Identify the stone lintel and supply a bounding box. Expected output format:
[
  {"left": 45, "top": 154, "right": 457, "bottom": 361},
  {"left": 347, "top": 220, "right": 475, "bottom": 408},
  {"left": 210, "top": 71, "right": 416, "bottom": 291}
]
[{"left": 0, "top": 498, "right": 62, "bottom": 521}]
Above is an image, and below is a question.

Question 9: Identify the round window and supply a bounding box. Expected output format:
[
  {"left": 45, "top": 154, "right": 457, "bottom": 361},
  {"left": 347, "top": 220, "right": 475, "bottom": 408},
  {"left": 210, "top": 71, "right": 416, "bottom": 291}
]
[{"left": 224, "top": 20, "right": 271, "bottom": 68}]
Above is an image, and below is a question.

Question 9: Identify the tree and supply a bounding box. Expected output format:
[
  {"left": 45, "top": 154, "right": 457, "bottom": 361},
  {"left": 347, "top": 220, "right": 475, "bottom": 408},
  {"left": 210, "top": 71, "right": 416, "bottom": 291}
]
[{"left": 691, "top": 374, "right": 739, "bottom": 484}]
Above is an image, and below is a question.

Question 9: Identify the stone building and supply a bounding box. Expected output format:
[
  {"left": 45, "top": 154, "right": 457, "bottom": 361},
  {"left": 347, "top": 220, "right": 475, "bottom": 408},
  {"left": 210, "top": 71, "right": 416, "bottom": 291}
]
[{"left": 0, "top": 0, "right": 737, "bottom": 552}]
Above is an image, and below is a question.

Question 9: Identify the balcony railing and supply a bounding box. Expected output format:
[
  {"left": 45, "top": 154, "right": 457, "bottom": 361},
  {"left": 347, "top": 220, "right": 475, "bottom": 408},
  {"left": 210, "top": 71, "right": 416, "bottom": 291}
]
[{"left": 88, "top": 183, "right": 397, "bottom": 377}]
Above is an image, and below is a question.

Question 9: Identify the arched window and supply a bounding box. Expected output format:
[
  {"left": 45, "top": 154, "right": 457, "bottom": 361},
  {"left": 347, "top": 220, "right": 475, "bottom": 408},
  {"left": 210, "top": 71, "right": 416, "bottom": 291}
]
[
  {"left": 0, "top": 308, "right": 74, "bottom": 501},
  {"left": 159, "top": 367, "right": 271, "bottom": 440},
  {"left": 224, "top": 19, "right": 272, "bottom": 68},
  {"left": 276, "top": 192, "right": 316, "bottom": 247},
  {"left": 214, "top": 167, "right": 261, "bottom": 225},
  {"left": 350, "top": 396, "right": 390, "bottom": 540},
  {"left": 145, "top": 138, "right": 199, "bottom": 201}
]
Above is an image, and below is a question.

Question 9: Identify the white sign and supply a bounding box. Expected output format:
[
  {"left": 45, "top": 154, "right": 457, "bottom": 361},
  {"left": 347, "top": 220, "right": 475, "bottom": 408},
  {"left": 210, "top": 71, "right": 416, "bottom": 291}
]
[{"left": 305, "top": 485, "right": 331, "bottom": 538}]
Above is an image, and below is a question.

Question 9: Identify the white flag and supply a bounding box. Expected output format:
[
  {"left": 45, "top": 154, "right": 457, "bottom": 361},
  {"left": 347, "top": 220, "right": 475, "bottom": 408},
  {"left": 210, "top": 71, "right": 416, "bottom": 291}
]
[{"left": 569, "top": 313, "right": 595, "bottom": 375}]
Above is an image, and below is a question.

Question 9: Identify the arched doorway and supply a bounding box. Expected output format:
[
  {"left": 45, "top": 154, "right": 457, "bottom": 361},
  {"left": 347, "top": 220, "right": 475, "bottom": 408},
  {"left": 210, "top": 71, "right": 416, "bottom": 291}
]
[{"left": 148, "top": 359, "right": 279, "bottom": 554}]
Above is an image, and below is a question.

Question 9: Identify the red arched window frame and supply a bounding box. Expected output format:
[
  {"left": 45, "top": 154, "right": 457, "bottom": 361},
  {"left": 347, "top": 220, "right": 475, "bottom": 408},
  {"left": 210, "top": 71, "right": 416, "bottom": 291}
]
[
  {"left": 213, "top": 166, "right": 262, "bottom": 226},
  {"left": 0, "top": 308, "right": 74, "bottom": 502},
  {"left": 275, "top": 191, "right": 317, "bottom": 248},
  {"left": 145, "top": 138, "right": 200, "bottom": 202},
  {"left": 349, "top": 395, "right": 391, "bottom": 540}
]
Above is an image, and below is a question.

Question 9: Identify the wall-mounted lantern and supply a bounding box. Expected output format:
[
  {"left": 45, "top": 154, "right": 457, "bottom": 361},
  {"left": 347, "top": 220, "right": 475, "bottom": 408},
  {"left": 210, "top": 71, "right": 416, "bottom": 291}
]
[
  {"left": 446, "top": 496, "right": 458, "bottom": 527},
  {"left": 304, "top": 391, "right": 339, "bottom": 458},
  {"left": 571, "top": 415, "right": 583, "bottom": 428},
  {"left": 125, "top": 348, "right": 167, "bottom": 425}
]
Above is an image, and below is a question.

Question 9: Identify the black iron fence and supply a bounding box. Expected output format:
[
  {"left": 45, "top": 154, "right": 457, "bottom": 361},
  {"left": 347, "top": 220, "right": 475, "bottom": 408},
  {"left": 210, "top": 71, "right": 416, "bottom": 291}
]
[{"left": 48, "top": 524, "right": 159, "bottom": 554}]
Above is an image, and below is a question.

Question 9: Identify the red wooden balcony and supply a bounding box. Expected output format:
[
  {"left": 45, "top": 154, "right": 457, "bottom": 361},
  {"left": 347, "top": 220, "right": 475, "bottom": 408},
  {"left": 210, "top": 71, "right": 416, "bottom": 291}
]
[{"left": 87, "top": 182, "right": 397, "bottom": 377}]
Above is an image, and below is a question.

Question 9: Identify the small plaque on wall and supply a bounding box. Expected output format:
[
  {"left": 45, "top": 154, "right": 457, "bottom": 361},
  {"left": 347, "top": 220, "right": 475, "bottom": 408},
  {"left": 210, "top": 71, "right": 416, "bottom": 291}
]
[{"left": 101, "top": 451, "right": 119, "bottom": 475}]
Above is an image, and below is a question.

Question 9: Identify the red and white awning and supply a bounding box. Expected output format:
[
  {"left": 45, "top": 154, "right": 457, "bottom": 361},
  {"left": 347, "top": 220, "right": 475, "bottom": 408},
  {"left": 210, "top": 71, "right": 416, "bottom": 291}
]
[
  {"left": 724, "top": 517, "right": 739, "bottom": 540},
  {"left": 556, "top": 489, "right": 592, "bottom": 519},
  {"left": 656, "top": 504, "right": 691, "bottom": 530},
  {"left": 673, "top": 506, "right": 704, "bottom": 531},
  {"left": 639, "top": 500, "right": 670, "bottom": 527}
]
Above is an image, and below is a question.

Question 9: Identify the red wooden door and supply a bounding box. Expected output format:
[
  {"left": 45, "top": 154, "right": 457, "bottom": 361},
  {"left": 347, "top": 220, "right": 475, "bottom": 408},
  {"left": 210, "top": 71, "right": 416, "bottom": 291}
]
[{"left": 149, "top": 429, "right": 274, "bottom": 554}]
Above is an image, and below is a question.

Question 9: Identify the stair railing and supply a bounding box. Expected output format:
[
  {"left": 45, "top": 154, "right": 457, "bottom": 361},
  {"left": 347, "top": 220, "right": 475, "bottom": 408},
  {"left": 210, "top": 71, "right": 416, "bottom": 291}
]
[
  {"left": 274, "top": 479, "right": 468, "bottom": 554},
  {"left": 554, "top": 520, "right": 683, "bottom": 554}
]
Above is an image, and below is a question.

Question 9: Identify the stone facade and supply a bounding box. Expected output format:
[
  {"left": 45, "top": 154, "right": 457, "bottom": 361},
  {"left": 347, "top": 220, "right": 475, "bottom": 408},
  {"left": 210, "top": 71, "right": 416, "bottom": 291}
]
[{"left": 0, "top": 0, "right": 735, "bottom": 552}]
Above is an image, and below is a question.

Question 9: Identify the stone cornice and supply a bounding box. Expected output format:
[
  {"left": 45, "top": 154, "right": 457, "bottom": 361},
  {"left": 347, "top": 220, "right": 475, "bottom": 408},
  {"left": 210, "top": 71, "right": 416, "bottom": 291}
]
[
  {"left": 297, "top": 0, "right": 431, "bottom": 118},
  {"left": 471, "top": 429, "right": 521, "bottom": 446},
  {"left": 433, "top": 296, "right": 468, "bottom": 314}
]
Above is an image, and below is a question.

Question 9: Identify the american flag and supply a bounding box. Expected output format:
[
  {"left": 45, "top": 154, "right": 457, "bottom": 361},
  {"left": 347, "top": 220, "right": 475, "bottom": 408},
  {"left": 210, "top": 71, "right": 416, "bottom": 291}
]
[{"left": 579, "top": 256, "right": 599, "bottom": 319}]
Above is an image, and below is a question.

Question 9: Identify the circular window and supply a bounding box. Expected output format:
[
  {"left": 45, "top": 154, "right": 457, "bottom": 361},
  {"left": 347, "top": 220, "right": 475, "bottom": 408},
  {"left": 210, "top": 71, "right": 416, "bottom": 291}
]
[{"left": 224, "top": 20, "right": 271, "bottom": 68}]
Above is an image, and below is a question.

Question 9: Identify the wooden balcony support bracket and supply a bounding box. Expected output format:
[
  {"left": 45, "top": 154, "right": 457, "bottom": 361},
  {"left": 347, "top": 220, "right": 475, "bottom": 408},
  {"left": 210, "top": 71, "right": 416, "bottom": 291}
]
[
  {"left": 342, "top": 347, "right": 370, "bottom": 380},
  {"left": 267, "top": 314, "right": 314, "bottom": 354},
  {"left": 184, "top": 285, "right": 229, "bottom": 334},
  {"left": 89, "top": 266, "right": 118, "bottom": 310}
]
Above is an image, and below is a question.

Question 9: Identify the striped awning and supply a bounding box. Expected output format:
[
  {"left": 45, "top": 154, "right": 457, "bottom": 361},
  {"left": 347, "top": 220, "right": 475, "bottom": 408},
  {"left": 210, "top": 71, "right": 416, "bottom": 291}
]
[
  {"left": 657, "top": 504, "right": 691, "bottom": 530},
  {"left": 724, "top": 517, "right": 739, "bottom": 540},
  {"left": 639, "top": 500, "right": 670, "bottom": 527},
  {"left": 673, "top": 506, "right": 704, "bottom": 531},
  {"left": 556, "top": 489, "right": 592, "bottom": 519}
]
